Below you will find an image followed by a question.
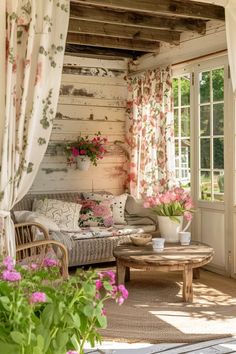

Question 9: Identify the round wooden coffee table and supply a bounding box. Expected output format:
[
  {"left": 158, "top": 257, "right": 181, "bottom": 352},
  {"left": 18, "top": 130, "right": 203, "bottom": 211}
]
[{"left": 113, "top": 241, "right": 214, "bottom": 303}]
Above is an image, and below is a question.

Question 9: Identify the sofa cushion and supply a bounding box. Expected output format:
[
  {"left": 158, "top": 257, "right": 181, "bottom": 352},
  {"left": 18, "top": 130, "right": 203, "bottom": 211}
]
[
  {"left": 125, "top": 195, "right": 157, "bottom": 222},
  {"left": 14, "top": 211, "right": 60, "bottom": 232},
  {"left": 83, "top": 192, "right": 128, "bottom": 225},
  {"left": 78, "top": 199, "right": 113, "bottom": 227},
  {"left": 32, "top": 199, "right": 82, "bottom": 232}
]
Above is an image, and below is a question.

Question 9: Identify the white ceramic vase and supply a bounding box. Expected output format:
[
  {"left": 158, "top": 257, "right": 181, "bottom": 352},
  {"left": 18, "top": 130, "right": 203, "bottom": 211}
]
[
  {"left": 157, "top": 215, "right": 191, "bottom": 243},
  {"left": 76, "top": 156, "right": 91, "bottom": 171}
]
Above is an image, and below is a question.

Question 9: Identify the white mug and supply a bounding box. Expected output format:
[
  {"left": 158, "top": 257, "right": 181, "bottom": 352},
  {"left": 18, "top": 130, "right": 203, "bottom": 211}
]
[
  {"left": 152, "top": 238, "right": 165, "bottom": 252},
  {"left": 179, "top": 231, "right": 191, "bottom": 245}
]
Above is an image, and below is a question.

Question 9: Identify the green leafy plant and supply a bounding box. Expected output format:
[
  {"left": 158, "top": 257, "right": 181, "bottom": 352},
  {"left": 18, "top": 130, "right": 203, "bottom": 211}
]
[
  {"left": 0, "top": 257, "right": 128, "bottom": 354},
  {"left": 64, "top": 132, "right": 108, "bottom": 167}
]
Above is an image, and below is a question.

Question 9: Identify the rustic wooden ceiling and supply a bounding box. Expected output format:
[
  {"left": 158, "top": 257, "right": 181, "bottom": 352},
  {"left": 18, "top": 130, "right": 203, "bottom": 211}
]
[{"left": 67, "top": 0, "right": 225, "bottom": 59}]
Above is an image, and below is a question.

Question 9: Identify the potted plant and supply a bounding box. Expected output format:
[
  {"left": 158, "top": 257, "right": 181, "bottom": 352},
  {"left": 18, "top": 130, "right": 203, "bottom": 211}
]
[
  {"left": 65, "top": 132, "right": 108, "bottom": 170},
  {"left": 0, "top": 256, "right": 128, "bottom": 354},
  {"left": 143, "top": 187, "right": 194, "bottom": 242}
]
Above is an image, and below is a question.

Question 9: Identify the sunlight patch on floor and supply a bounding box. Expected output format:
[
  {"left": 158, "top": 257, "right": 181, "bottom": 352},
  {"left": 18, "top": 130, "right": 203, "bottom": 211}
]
[
  {"left": 149, "top": 310, "right": 236, "bottom": 334},
  {"left": 220, "top": 343, "right": 236, "bottom": 350}
]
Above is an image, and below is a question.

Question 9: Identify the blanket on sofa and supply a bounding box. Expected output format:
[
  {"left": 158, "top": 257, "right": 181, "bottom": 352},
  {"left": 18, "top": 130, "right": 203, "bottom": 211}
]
[{"left": 51, "top": 226, "right": 147, "bottom": 250}]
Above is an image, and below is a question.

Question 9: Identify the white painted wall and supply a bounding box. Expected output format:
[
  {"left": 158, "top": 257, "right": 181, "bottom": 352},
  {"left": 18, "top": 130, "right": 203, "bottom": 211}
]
[{"left": 31, "top": 55, "right": 128, "bottom": 195}]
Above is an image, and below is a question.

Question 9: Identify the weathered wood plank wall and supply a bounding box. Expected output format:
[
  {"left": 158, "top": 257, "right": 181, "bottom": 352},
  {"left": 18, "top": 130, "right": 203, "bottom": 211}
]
[{"left": 31, "top": 55, "right": 128, "bottom": 195}]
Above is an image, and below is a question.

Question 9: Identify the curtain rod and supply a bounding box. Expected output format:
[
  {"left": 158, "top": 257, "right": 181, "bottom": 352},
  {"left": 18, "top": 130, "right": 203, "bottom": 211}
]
[
  {"left": 127, "top": 49, "right": 228, "bottom": 77},
  {"left": 173, "top": 49, "right": 227, "bottom": 67}
]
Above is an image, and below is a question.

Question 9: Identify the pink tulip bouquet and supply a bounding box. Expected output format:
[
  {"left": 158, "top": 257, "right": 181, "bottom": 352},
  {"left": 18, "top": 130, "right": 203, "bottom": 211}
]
[{"left": 143, "top": 187, "right": 194, "bottom": 222}]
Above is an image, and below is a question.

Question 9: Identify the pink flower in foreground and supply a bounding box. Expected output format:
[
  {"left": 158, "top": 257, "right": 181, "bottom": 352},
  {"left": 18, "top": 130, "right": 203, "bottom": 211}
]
[
  {"left": 43, "top": 258, "right": 58, "bottom": 267},
  {"left": 101, "top": 308, "right": 106, "bottom": 316},
  {"left": 99, "top": 270, "right": 116, "bottom": 285},
  {"left": 110, "top": 283, "right": 129, "bottom": 305},
  {"left": 30, "top": 292, "right": 46, "bottom": 304},
  {"left": 67, "top": 351, "right": 78, "bottom": 354},
  {"left": 118, "top": 284, "right": 129, "bottom": 298},
  {"left": 30, "top": 263, "right": 38, "bottom": 270},
  {"left": 3, "top": 256, "right": 14, "bottom": 271},
  {"left": 110, "top": 285, "right": 118, "bottom": 298},
  {"left": 2, "top": 270, "right": 21, "bottom": 282},
  {"left": 95, "top": 279, "right": 103, "bottom": 290},
  {"left": 117, "top": 296, "right": 125, "bottom": 305}
]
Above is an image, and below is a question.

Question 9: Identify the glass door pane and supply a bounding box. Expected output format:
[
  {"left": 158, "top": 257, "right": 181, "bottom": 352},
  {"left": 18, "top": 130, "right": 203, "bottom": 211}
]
[{"left": 198, "top": 68, "right": 224, "bottom": 201}]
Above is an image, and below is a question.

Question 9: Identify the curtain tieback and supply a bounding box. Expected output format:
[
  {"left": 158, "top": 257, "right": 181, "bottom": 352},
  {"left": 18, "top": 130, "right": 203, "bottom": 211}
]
[{"left": 0, "top": 210, "right": 11, "bottom": 217}]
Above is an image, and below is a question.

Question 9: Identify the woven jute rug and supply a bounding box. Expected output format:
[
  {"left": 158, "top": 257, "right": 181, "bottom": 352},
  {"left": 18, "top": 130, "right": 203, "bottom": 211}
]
[{"left": 100, "top": 269, "right": 236, "bottom": 343}]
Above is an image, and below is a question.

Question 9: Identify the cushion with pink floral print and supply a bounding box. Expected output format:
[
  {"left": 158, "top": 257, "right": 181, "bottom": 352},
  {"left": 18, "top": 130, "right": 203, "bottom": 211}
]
[{"left": 78, "top": 199, "right": 113, "bottom": 227}]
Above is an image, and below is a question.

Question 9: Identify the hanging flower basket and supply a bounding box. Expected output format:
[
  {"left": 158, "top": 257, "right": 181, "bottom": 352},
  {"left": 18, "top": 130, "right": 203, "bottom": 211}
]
[
  {"left": 76, "top": 155, "right": 91, "bottom": 171},
  {"left": 64, "top": 132, "right": 108, "bottom": 169}
]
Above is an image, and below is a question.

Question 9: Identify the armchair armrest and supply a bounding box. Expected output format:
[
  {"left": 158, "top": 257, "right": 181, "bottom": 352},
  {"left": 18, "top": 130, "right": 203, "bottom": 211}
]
[
  {"left": 15, "top": 222, "right": 69, "bottom": 278},
  {"left": 15, "top": 222, "right": 49, "bottom": 244},
  {"left": 16, "top": 240, "right": 68, "bottom": 279}
]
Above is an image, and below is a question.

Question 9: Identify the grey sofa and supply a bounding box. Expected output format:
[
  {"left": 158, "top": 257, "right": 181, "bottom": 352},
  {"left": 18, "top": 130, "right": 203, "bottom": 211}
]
[{"left": 13, "top": 192, "right": 158, "bottom": 267}]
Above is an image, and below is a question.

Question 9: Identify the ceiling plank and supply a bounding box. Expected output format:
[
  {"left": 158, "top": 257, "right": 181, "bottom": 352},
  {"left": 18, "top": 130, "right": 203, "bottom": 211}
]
[
  {"left": 69, "top": 19, "right": 180, "bottom": 44},
  {"left": 71, "top": 0, "right": 225, "bottom": 21},
  {"left": 70, "top": 5, "right": 206, "bottom": 34},
  {"left": 67, "top": 33, "right": 160, "bottom": 52}
]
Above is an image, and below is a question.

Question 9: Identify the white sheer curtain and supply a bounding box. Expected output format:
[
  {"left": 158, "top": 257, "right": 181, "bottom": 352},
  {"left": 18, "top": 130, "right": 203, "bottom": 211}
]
[{"left": 0, "top": 0, "right": 69, "bottom": 256}]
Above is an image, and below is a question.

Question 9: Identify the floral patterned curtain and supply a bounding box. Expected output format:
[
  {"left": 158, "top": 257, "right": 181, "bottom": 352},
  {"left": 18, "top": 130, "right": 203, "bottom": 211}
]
[
  {"left": 126, "top": 67, "right": 175, "bottom": 198},
  {"left": 0, "top": 0, "right": 69, "bottom": 256}
]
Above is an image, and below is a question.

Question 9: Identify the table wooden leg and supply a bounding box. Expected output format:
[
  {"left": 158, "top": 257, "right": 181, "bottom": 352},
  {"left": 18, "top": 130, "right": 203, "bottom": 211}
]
[
  {"left": 183, "top": 265, "right": 193, "bottom": 302},
  {"left": 193, "top": 267, "right": 200, "bottom": 279},
  {"left": 116, "top": 259, "right": 126, "bottom": 285},
  {"left": 125, "top": 267, "right": 130, "bottom": 282}
]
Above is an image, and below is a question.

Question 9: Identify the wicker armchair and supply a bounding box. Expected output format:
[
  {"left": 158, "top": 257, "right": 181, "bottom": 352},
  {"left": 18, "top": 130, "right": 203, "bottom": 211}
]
[{"left": 15, "top": 222, "right": 69, "bottom": 278}]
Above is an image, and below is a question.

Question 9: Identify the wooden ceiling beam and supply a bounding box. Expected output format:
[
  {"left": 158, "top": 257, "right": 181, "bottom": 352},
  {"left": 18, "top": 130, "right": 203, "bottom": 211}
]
[
  {"left": 71, "top": 0, "right": 225, "bottom": 21},
  {"left": 67, "top": 33, "right": 160, "bottom": 52},
  {"left": 70, "top": 5, "right": 206, "bottom": 34},
  {"left": 69, "top": 19, "right": 180, "bottom": 44},
  {"left": 65, "top": 43, "right": 141, "bottom": 58}
]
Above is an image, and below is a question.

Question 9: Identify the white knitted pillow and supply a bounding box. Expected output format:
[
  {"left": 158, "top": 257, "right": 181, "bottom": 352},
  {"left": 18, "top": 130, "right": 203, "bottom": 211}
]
[
  {"left": 14, "top": 211, "right": 60, "bottom": 232},
  {"left": 33, "top": 199, "right": 82, "bottom": 231},
  {"left": 82, "top": 192, "right": 128, "bottom": 225}
]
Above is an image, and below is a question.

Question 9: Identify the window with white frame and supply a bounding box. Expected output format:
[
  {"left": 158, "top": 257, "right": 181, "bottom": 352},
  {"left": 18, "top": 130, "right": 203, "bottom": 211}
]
[
  {"left": 173, "top": 74, "right": 191, "bottom": 188},
  {"left": 198, "top": 67, "right": 224, "bottom": 201}
]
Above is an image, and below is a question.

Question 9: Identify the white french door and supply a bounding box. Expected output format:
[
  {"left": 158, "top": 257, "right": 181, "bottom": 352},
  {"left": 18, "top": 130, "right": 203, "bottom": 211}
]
[{"left": 173, "top": 55, "right": 234, "bottom": 276}]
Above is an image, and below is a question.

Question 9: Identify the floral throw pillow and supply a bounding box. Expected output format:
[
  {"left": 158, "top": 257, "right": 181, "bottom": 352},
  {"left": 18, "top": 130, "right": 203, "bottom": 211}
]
[
  {"left": 78, "top": 199, "right": 113, "bottom": 227},
  {"left": 82, "top": 192, "right": 128, "bottom": 225}
]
